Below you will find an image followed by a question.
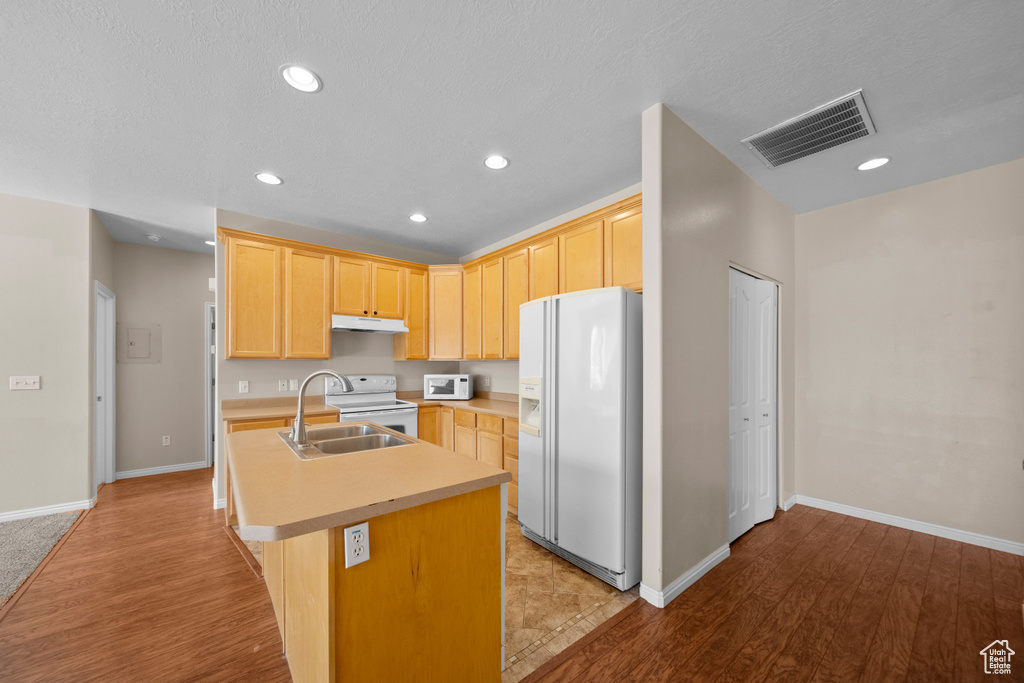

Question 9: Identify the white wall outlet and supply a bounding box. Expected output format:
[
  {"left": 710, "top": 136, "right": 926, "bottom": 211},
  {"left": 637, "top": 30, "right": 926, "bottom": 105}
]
[
  {"left": 9, "top": 376, "right": 41, "bottom": 390},
  {"left": 162, "top": 435, "right": 171, "bottom": 446},
  {"left": 481, "top": 375, "right": 491, "bottom": 390},
  {"left": 278, "top": 380, "right": 288, "bottom": 392},
  {"left": 343, "top": 522, "right": 370, "bottom": 568},
  {"left": 289, "top": 379, "right": 299, "bottom": 391},
  {"left": 238, "top": 380, "right": 249, "bottom": 394}
]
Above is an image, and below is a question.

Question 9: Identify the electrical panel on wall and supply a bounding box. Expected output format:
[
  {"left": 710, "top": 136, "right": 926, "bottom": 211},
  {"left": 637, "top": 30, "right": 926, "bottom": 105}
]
[{"left": 117, "top": 323, "right": 163, "bottom": 364}]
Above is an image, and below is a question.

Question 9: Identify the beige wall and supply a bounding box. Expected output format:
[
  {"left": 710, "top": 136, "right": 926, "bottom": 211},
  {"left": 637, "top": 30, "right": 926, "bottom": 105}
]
[
  {"left": 457, "top": 361, "right": 519, "bottom": 395},
  {"left": 113, "top": 243, "right": 215, "bottom": 473},
  {"left": 0, "top": 193, "right": 93, "bottom": 514},
  {"left": 641, "top": 104, "right": 796, "bottom": 592},
  {"left": 88, "top": 211, "right": 116, "bottom": 491},
  {"left": 795, "top": 157, "right": 1024, "bottom": 544}
]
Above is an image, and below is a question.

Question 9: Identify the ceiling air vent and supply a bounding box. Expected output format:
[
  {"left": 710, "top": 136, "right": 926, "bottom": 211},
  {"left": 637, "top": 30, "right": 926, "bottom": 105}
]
[{"left": 741, "top": 90, "right": 876, "bottom": 168}]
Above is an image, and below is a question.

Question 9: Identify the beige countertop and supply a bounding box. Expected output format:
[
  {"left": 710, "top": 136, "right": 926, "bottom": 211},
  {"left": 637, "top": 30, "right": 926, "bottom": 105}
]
[
  {"left": 221, "top": 397, "right": 339, "bottom": 422},
  {"left": 227, "top": 422, "right": 511, "bottom": 542},
  {"left": 409, "top": 397, "right": 518, "bottom": 419}
]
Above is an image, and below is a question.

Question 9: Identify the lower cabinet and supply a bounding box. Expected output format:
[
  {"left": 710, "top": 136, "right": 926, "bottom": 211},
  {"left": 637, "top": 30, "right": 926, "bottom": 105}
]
[{"left": 454, "top": 425, "right": 477, "bottom": 459}]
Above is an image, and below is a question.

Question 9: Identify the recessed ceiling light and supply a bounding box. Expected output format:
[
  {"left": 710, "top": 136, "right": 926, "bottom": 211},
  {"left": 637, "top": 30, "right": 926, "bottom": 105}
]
[
  {"left": 409, "top": 214, "right": 427, "bottom": 223},
  {"left": 484, "top": 155, "right": 509, "bottom": 170},
  {"left": 280, "top": 65, "right": 322, "bottom": 93},
  {"left": 255, "top": 172, "right": 283, "bottom": 185},
  {"left": 857, "top": 157, "right": 889, "bottom": 171},
  {"left": 205, "top": 240, "right": 216, "bottom": 246},
  {"left": 146, "top": 234, "right": 160, "bottom": 242}
]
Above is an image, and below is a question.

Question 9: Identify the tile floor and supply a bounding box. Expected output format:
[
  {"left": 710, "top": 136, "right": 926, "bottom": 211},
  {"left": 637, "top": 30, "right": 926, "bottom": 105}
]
[{"left": 502, "top": 515, "right": 639, "bottom": 683}]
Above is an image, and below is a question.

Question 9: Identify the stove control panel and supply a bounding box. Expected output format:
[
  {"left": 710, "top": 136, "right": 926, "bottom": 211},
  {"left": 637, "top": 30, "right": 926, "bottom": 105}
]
[{"left": 326, "top": 374, "right": 397, "bottom": 396}]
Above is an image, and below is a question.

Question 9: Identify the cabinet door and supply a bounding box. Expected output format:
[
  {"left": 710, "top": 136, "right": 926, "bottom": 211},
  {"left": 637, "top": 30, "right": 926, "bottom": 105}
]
[
  {"left": 463, "top": 264, "right": 482, "bottom": 360},
  {"left": 454, "top": 425, "right": 477, "bottom": 459},
  {"left": 226, "top": 417, "right": 290, "bottom": 433},
  {"left": 559, "top": 218, "right": 604, "bottom": 293},
  {"left": 283, "top": 248, "right": 332, "bottom": 360},
  {"left": 417, "top": 405, "right": 440, "bottom": 445},
  {"left": 371, "top": 262, "right": 404, "bottom": 319},
  {"left": 394, "top": 268, "right": 429, "bottom": 361},
  {"left": 226, "top": 238, "right": 282, "bottom": 359},
  {"left": 306, "top": 414, "right": 339, "bottom": 425},
  {"left": 477, "top": 430, "right": 503, "bottom": 469},
  {"left": 439, "top": 406, "right": 455, "bottom": 451},
  {"left": 503, "top": 249, "right": 528, "bottom": 360},
  {"left": 604, "top": 207, "right": 643, "bottom": 291},
  {"left": 528, "top": 236, "right": 559, "bottom": 300},
  {"left": 481, "top": 257, "right": 503, "bottom": 360},
  {"left": 429, "top": 267, "right": 463, "bottom": 360},
  {"left": 334, "top": 256, "right": 372, "bottom": 315}
]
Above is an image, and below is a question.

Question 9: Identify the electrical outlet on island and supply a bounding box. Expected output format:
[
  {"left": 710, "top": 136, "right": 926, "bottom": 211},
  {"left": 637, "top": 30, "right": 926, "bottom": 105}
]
[{"left": 343, "top": 522, "right": 370, "bottom": 568}]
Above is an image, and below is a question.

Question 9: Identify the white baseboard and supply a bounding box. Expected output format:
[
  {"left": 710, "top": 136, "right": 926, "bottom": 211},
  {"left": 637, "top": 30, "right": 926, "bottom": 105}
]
[
  {"left": 0, "top": 495, "right": 97, "bottom": 523},
  {"left": 782, "top": 495, "right": 797, "bottom": 511},
  {"left": 213, "top": 498, "right": 226, "bottom": 510},
  {"left": 640, "top": 544, "right": 731, "bottom": 608},
  {"left": 787, "top": 494, "right": 1024, "bottom": 556},
  {"left": 116, "top": 461, "right": 208, "bottom": 480}
]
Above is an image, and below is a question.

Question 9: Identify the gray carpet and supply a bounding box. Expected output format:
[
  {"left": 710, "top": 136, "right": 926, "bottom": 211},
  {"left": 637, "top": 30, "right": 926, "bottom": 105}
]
[{"left": 0, "top": 511, "right": 80, "bottom": 607}]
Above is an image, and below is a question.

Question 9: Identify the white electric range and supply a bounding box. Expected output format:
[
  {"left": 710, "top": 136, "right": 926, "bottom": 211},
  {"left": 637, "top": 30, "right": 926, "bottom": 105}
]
[{"left": 324, "top": 374, "right": 418, "bottom": 438}]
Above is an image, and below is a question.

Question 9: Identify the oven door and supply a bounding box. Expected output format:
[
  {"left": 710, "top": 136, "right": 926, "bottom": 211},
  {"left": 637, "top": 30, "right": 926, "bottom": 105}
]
[{"left": 337, "top": 407, "right": 418, "bottom": 438}]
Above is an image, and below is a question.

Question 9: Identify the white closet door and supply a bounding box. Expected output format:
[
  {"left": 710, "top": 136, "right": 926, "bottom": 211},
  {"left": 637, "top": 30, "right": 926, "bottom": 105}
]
[{"left": 729, "top": 269, "right": 778, "bottom": 542}]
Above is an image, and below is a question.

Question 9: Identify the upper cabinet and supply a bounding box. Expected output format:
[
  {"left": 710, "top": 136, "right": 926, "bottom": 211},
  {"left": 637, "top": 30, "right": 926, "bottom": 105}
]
[
  {"left": 393, "top": 267, "right": 429, "bottom": 361},
  {"left": 604, "top": 205, "right": 643, "bottom": 291},
  {"left": 226, "top": 237, "right": 283, "bottom": 359},
  {"left": 528, "top": 236, "right": 559, "bottom": 300},
  {"left": 503, "top": 249, "right": 529, "bottom": 360},
  {"left": 283, "top": 248, "right": 333, "bottom": 359},
  {"left": 429, "top": 266, "right": 463, "bottom": 360},
  {"left": 481, "top": 257, "right": 504, "bottom": 360},
  {"left": 333, "top": 256, "right": 372, "bottom": 316},
  {"left": 559, "top": 218, "right": 605, "bottom": 294},
  {"left": 371, "top": 262, "right": 404, "bottom": 319},
  {"left": 462, "top": 263, "right": 482, "bottom": 360}
]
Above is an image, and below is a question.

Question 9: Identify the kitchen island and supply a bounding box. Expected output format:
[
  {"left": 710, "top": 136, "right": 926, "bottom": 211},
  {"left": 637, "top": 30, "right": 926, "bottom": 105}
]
[{"left": 227, "top": 423, "right": 511, "bottom": 682}]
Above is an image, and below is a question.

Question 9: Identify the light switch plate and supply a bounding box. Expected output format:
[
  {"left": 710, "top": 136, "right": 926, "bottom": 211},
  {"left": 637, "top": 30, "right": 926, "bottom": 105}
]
[
  {"left": 9, "top": 376, "right": 40, "bottom": 390},
  {"left": 343, "top": 522, "right": 370, "bottom": 568},
  {"left": 278, "top": 380, "right": 287, "bottom": 392}
]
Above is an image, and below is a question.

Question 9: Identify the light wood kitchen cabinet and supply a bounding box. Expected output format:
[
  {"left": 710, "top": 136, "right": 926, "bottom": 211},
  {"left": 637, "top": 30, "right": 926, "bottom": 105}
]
[
  {"left": 559, "top": 217, "right": 605, "bottom": 293},
  {"left": 454, "top": 409, "right": 476, "bottom": 428},
  {"left": 439, "top": 406, "right": 455, "bottom": 450},
  {"left": 477, "top": 430, "right": 503, "bottom": 469},
  {"left": 226, "top": 237, "right": 283, "bottom": 359},
  {"left": 283, "top": 248, "right": 332, "bottom": 360},
  {"left": 529, "top": 236, "right": 559, "bottom": 300},
  {"left": 417, "top": 404, "right": 440, "bottom": 445},
  {"left": 463, "top": 263, "right": 482, "bottom": 360},
  {"left": 371, "top": 262, "right": 404, "bottom": 319},
  {"left": 333, "top": 255, "right": 372, "bottom": 316},
  {"left": 429, "top": 266, "right": 463, "bottom": 360},
  {"left": 503, "top": 249, "right": 528, "bottom": 360},
  {"left": 393, "top": 267, "right": 429, "bottom": 360},
  {"left": 454, "top": 425, "right": 477, "bottom": 459},
  {"left": 481, "top": 258, "right": 503, "bottom": 360},
  {"left": 604, "top": 206, "right": 643, "bottom": 291}
]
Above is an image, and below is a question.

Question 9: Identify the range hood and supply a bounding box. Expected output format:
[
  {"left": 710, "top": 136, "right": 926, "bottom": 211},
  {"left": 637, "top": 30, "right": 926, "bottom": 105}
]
[{"left": 331, "top": 314, "right": 408, "bottom": 334}]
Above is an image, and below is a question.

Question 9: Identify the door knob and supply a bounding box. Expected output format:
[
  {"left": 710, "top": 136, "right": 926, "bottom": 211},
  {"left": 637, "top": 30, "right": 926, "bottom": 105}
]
[
  {"left": 763, "top": 413, "right": 769, "bottom": 417},
  {"left": 743, "top": 417, "right": 749, "bottom": 422}
]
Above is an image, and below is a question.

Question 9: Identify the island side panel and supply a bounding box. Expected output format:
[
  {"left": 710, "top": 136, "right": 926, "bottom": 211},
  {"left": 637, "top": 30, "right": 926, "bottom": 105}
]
[
  {"left": 263, "top": 540, "right": 286, "bottom": 647},
  {"left": 334, "top": 486, "right": 502, "bottom": 682},
  {"left": 285, "top": 529, "right": 336, "bottom": 683}
]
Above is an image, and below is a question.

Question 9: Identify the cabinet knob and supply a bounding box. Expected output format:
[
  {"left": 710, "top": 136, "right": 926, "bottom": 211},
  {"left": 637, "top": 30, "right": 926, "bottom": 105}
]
[
  {"left": 363, "top": 310, "right": 368, "bottom": 314},
  {"left": 373, "top": 311, "right": 377, "bottom": 315}
]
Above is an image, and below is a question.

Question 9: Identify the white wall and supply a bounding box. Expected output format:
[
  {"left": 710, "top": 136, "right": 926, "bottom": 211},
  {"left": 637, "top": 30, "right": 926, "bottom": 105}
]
[
  {"left": 795, "top": 157, "right": 1024, "bottom": 544},
  {"left": 457, "top": 361, "right": 520, "bottom": 395},
  {"left": 641, "top": 104, "right": 796, "bottom": 596},
  {"left": 113, "top": 243, "right": 215, "bottom": 474},
  {"left": 0, "top": 193, "right": 94, "bottom": 514}
]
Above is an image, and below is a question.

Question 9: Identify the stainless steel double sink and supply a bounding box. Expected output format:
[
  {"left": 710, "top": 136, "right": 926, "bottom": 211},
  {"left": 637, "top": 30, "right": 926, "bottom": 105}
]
[{"left": 279, "top": 424, "right": 415, "bottom": 460}]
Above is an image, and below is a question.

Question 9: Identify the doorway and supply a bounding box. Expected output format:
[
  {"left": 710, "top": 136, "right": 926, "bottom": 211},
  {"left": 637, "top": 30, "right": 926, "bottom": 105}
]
[
  {"left": 94, "top": 282, "right": 116, "bottom": 490},
  {"left": 728, "top": 267, "right": 778, "bottom": 542},
  {"left": 204, "top": 303, "right": 216, "bottom": 468}
]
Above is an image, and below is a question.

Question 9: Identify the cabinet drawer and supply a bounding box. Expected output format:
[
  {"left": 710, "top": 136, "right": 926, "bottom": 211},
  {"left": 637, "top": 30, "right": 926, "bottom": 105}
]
[
  {"left": 503, "top": 418, "right": 518, "bottom": 436},
  {"left": 508, "top": 482, "right": 518, "bottom": 511},
  {"left": 503, "top": 436, "right": 518, "bottom": 457},
  {"left": 454, "top": 409, "right": 476, "bottom": 428},
  {"left": 503, "top": 454, "right": 518, "bottom": 482},
  {"left": 477, "top": 413, "right": 502, "bottom": 434}
]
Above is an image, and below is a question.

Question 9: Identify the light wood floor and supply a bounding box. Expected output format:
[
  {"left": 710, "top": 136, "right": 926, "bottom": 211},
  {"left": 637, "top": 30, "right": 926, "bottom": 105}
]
[
  {"left": 525, "top": 505, "right": 1024, "bottom": 683},
  {"left": 0, "top": 468, "right": 291, "bottom": 682}
]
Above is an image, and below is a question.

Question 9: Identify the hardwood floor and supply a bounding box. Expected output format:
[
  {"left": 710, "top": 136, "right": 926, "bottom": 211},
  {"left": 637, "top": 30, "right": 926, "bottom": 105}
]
[
  {"left": 526, "top": 505, "right": 1024, "bottom": 683},
  {"left": 0, "top": 468, "right": 292, "bottom": 682}
]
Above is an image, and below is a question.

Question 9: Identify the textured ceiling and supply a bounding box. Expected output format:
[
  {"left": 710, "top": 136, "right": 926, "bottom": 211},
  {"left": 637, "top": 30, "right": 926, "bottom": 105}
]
[{"left": 1, "top": 1, "right": 1022, "bottom": 257}]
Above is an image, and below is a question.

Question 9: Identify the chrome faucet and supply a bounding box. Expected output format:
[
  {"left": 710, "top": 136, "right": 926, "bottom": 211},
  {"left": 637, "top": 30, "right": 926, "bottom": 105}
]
[{"left": 291, "top": 370, "right": 354, "bottom": 446}]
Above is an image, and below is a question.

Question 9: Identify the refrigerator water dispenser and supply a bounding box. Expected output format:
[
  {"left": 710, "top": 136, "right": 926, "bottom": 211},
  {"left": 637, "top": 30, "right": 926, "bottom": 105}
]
[{"left": 519, "top": 378, "right": 542, "bottom": 436}]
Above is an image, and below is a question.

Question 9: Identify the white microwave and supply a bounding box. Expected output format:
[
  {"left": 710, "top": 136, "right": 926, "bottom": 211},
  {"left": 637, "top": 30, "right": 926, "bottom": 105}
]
[{"left": 424, "top": 374, "right": 473, "bottom": 400}]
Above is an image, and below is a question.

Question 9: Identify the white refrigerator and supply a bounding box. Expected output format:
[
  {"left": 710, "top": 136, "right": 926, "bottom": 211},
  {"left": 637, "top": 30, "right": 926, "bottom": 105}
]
[{"left": 518, "top": 287, "right": 642, "bottom": 590}]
